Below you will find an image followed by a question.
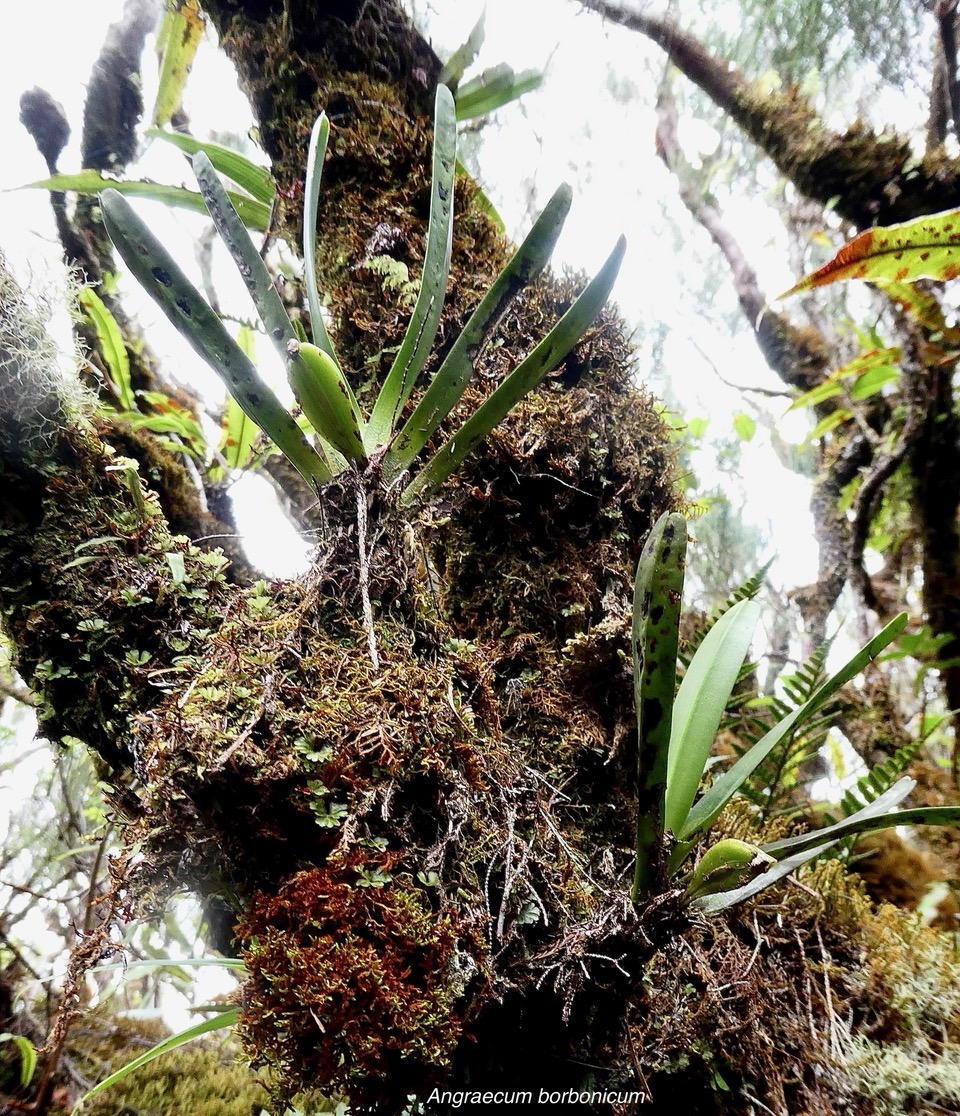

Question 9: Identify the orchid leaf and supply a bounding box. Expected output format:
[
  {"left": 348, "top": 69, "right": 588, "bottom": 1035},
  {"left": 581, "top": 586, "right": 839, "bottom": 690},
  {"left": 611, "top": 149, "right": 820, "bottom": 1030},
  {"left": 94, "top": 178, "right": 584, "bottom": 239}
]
[
  {"left": 631, "top": 512, "right": 687, "bottom": 900},
  {"left": 216, "top": 326, "right": 261, "bottom": 472},
  {"left": 440, "top": 11, "right": 486, "bottom": 86},
  {"left": 787, "top": 347, "right": 901, "bottom": 412},
  {"left": 762, "top": 788, "right": 960, "bottom": 859},
  {"left": 386, "top": 182, "right": 572, "bottom": 479},
  {"left": 20, "top": 172, "right": 270, "bottom": 229},
  {"left": 678, "top": 612, "right": 908, "bottom": 841},
  {"left": 664, "top": 597, "right": 761, "bottom": 835},
  {"left": 79, "top": 287, "right": 133, "bottom": 410},
  {"left": 146, "top": 128, "right": 275, "bottom": 204},
  {"left": 404, "top": 234, "right": 626, "bottom": 504},
  {"left": 192, "top": 150, "right": 295, "bottom": 363},
  {"left": 0, "top": 1033, "right": 37, "bottom": 1088},
  {"left": 100, "top": 188, "right": 329, "bottom": 485},
  {"left": 72, "top": 1007, "right": 238, "bottom": 1112},
  {"left": 455, "top": 63, "right": 543, "bottom": 120},
  {"left": 691, "top": 781, "right": 916, "bottom": 914},
  {"left": 152, "top": 0, "right": 204, "bottom": 128},
  {"left": 367, "top": 84, "right": 457, "bottom": 447},
  {"left": 303, "top": 112, "right": 342, "bottom": 368}
]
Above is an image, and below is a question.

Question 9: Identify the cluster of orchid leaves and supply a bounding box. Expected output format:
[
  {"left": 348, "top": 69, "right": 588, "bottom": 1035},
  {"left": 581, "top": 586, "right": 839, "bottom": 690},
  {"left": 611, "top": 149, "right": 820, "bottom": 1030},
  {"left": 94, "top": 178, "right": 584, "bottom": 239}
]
[
  {"left": 98, "top": 85, "right": 624, "bottom": 505},
  {"left": 630, "top": 512, "right": 960, "bottom": 913}
]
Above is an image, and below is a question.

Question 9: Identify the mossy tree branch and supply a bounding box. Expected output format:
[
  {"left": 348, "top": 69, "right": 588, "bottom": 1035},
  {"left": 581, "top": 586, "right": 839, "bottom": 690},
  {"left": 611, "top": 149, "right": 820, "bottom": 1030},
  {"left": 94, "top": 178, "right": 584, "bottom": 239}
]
[{"left": 584, "top": 0, "right": 960, "bottom": 229}]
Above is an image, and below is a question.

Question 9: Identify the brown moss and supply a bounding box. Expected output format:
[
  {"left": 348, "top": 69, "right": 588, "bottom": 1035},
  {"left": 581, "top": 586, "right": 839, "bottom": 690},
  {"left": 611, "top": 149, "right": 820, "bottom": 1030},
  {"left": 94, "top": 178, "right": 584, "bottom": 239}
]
[{"left": 237, "top": 861, "right": 483, "bottom": 1109}]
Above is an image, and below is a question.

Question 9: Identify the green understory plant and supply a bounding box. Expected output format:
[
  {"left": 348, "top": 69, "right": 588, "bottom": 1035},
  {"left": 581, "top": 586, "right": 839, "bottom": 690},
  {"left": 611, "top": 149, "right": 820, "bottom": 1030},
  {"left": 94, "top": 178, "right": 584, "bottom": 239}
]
[
  {"left": 98, "top": 84, "right": 624, "bottom": 504},
  {"left": 71, "top": 957, "right": 244, "bottom": 1113},
  {"left": 630, "top": 512, "right": 960, "bottom": 912}
]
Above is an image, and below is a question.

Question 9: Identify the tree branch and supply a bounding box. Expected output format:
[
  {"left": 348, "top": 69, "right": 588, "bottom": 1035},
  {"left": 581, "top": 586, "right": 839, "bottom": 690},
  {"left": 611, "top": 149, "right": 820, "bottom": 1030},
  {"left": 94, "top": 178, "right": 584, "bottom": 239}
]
[
  {"left": 584, "top": 0, "right": 960, "bottom": 228},
  {"left": 848, "top": 318, "right": 932, "bottom": 615},
  {"left": 655, "top": 88, "right": 829, "bottom": 392},
  {"left": 936, "top": 0, "right": 960, "bottom": 142}
]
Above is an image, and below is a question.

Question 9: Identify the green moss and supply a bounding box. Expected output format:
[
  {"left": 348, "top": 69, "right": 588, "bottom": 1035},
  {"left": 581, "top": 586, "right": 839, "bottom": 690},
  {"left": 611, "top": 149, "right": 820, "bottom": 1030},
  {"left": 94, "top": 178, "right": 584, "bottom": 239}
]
[{"left": 69, "top": 1012, "right": 267, "bottom": 1116}]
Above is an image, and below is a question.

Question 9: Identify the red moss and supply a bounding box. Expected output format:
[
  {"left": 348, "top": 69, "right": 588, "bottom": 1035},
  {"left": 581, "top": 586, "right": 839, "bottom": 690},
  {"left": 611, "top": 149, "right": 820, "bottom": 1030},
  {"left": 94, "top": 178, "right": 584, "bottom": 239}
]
[{"left": 237, "top": 859, "right": 483, "bottom": 1107}]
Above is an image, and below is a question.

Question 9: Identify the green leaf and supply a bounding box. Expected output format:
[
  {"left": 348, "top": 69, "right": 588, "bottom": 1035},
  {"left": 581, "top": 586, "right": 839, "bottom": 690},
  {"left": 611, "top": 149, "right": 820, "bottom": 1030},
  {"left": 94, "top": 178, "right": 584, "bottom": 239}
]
[
  {"left": 781, "top": 207, "right": 960, "bottom": 296},
  {"left": 732, "top": 411, "right": 756, "bottom": 441},
  {"left": 165, "top": 551, "right": 186, "bottom": 586},
  {"left": 192, "top": 151, "right": 295, "bottom": 364},
  {"left": 808, "top": 408, "right": 851, "bottom": 440},
  {"left": 72, "top": 1007, "right": 239, "bottom": 1113},
  {"left": 763, "top": 783, "right": 960, "bottom": 858},
  {"left": 849, "top": 362, "right": 899, "bottom": 401},
  {"left": 303, "top": 112, "right": 342, "bottom": 368},
  {"left": 100, "top": 188, "right": 329, "bottom": 485},
  {"left": 404, "top": 234, "right": 627, "bottom": 504},
  {"left": 152, "top": 0, "right": 204, "bottom": 128},
  {"left": 92, "top": 956, "right": 246, "bottom": 976},
  {"left": 787, "top": 348, "right": 901, "bottom": 413},
  {"left": 386, "top": 182, "right": 572, "bottom": 479},
  {"left": 678, "top": 612, "right": 909, "bottom": 841},
  {"left": 664, "top": 597, "right": 761, "bottom": 835},
  {"left": 146, "top": 128, "right": 275, "bottom": 204},
  {"left": 367, "top": 85, "right": 457, "bottom": 447},
  {"left": 458, "top": 159, "right": 506, "bottom": 233},
  {"left": 691, "top": 780, "right": 917, "bottom": 914},
  {"left": 455, "top": 63, "right": 543, "bottom": 120},
  {"left": 19, "top": 172, "right": 270, "bottom": 230},
  {"left": 123, "top": 391, "right": 206, "bottom": 454},
  {"left": 216, "top": 327, "right": 261, "bottom": 471},
  {"left": 440, "top": 11, "right": 486, "bottom": 86},
  {"left": 631, "top": 512, "right": 687, "bottom": 900},
  {"left": 79, "top": 288, "right": 134, "bottom": 410},
  {"left": 0, "top": 1033, "right": 37, "bottom": 1088}
]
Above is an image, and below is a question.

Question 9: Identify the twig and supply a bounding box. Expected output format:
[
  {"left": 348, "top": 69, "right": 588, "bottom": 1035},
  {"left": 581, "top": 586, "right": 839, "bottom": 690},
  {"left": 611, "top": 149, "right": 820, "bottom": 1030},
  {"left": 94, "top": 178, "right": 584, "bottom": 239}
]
[{"left": 0, "top": 674, "right": 38, "bottom": 706}]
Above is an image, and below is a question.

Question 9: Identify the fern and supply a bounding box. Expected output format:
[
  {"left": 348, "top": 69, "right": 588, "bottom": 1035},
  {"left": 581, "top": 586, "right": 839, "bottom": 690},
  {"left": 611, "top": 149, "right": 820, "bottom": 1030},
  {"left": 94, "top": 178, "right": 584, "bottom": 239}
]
[
  {"left": 682, "top": 558, "right": 773, "bottom": 664},
  {"left": 727, "top": 637, "right": 838, "bottom": 821},
  {"left": 839, "top": 737, "right": 924, "bottom": 818}
]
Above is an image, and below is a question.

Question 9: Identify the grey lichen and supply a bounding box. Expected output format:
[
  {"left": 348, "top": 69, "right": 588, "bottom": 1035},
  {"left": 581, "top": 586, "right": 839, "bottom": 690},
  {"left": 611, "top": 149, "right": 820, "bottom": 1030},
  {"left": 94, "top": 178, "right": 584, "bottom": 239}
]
[{"left": 0, "top": 250, "right": 93, "bottom": 471}]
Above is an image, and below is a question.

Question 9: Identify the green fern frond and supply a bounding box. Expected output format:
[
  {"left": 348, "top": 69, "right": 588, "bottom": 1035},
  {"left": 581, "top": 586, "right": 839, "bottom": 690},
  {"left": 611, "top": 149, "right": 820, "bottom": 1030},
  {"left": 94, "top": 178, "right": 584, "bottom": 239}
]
[
  {"left": 840, "top": 737, "right": 924, "bottom": 818},
  {"left": 723, "top": 636, "right": 842, "bottom": 822},
  {"left": 683, "top": 558, "right": 773, "bottom": 663}
]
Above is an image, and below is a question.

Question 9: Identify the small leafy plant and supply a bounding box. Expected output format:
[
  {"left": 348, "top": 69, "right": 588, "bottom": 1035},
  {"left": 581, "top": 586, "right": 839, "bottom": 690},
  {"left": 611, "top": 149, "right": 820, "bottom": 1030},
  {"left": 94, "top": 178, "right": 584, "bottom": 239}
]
[
  {"left": 630, "top": 512, "right": 960, "bottom": 912},
  {"left": 70, "top": 957, "right": 244, "bottom": 1114},
  {"left": 99, "top": 85, "right": 624, "bottom": 504}
]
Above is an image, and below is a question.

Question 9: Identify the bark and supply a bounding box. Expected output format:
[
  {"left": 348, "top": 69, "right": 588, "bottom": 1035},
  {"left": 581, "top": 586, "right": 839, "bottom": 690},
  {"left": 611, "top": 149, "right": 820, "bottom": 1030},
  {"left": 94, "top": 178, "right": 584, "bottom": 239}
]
[{"left": 584, "top": 0, "right": 960, "bottom": 229}]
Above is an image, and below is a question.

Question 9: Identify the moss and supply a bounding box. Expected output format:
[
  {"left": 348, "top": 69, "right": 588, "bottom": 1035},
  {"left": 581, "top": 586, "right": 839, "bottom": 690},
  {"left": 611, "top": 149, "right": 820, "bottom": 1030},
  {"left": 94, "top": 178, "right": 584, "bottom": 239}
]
[
  {"left": 731, "top": 79, "right": 960, "bottom": 229},
  {"left": 67, "top": 1011, "right": 267, "bottom": 1116},
  {"left": 0, "top": 420, "right": 233, "bottom": 785},
  {"left": 623, "top": 839, "right": 960, "bottom": 1115},
  {"left": 238, "top": 862, "right": 480, "bottom": 1109}
]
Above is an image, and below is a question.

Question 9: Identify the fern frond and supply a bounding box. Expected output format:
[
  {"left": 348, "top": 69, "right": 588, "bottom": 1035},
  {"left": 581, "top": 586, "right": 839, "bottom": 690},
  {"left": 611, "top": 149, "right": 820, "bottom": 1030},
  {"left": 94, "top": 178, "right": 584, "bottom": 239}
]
[{"left": 840, "top": 737, "right": 924, "bottom": 818}]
